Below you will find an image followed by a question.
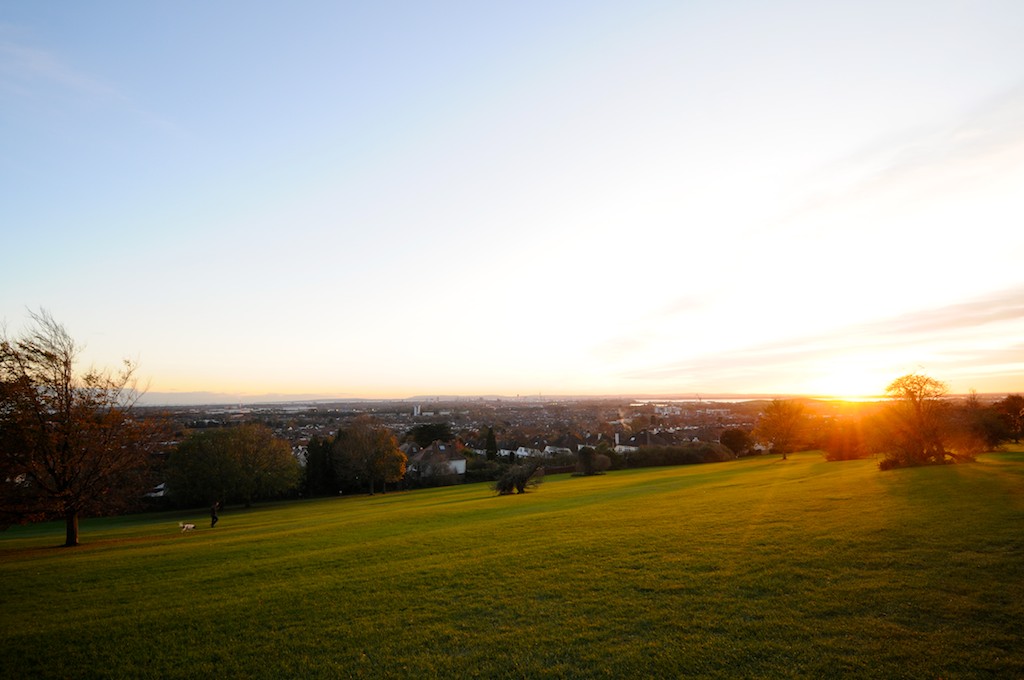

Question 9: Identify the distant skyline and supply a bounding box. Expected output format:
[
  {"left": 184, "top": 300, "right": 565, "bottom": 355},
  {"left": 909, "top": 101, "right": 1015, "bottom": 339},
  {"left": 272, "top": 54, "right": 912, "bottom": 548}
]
[{"left": 3, "top": 2, "right": 1023, "bottom": 402}]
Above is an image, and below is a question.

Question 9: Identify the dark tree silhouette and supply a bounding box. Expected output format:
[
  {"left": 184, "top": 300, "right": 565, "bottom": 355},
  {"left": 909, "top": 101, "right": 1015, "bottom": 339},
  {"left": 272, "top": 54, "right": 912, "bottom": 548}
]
[
  {"left": 877, "top": 373, "right": 951, "bottom": 467},
  {"left": 577, "top": 446, "right": 597, "bottom": 476},
  {"left": 719, "top": 428, "right": 753, "bottom": 456},
  {"left": 303, "top": 435, "right": 337, "bottom": 496},
  {"left": 485, "top": 427, "right": 498, "bottom": 461},
  {"left": 994, "top": 394, "right": 1024, "bottom": 443},
  {"left": 165, "top": 424, "right": 301, "bottom": 508},
  {"left": 871, "top": 373, "right": 990, "bottom": 468},
  {"left": 408, "top": 422, "right": 453, "bottom": 448}
]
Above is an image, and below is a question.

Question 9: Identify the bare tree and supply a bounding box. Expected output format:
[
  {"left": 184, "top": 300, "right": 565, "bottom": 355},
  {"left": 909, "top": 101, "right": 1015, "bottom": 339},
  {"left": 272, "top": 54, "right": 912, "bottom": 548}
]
[{"left": 0, "top": 311, "right": 165, "bottom": 546}]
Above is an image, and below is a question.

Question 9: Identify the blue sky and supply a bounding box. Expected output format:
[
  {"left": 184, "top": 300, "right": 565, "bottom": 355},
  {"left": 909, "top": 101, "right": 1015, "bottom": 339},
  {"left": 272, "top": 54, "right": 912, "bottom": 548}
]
[{"left": 3, "top": 1, "right": 1024, "bottom": 401}]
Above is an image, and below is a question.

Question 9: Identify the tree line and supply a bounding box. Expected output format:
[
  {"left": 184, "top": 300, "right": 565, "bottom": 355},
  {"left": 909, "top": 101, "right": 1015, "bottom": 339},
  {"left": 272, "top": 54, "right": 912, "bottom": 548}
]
[
  {"left": 3, "top": 313, "right": 1022, "bottom": 546},
  {"left": 303, "top": 416, "right": 406, "bottom": 496},
  {"left": 745, "top": 373, "right": 1022, "bottom": 468}
]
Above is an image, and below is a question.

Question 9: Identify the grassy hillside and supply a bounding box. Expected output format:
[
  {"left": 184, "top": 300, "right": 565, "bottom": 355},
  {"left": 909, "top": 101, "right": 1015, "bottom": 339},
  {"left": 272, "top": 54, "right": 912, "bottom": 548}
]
[{"left": 3, "top": 451, "right": 1023, "bottom": 678}]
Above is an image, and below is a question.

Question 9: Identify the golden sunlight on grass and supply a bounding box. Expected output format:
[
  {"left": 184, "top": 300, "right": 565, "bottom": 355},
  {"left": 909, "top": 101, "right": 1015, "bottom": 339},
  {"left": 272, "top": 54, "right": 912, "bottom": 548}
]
[{"left": 4, "top": 452, "right": 1024, "bottom": 678}]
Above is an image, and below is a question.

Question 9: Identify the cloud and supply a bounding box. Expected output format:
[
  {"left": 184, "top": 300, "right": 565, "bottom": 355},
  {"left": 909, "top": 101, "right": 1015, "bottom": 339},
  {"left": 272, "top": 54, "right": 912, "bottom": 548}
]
[
  {"left": 652, "top": 296, "right": 704, "bottom": 318},
  {"left": 592, "top": 336, "right": 650, "bottom": 363},
  {"left": 936, "top": 343, "right": 1024, "bottom": 367},
  {"left": 861, "top": 286, "right": 1024, "bottom": 336},
  {"left": 625, "top": 284, "right": 1024, "bottom": 389},
  {"left": 0, "top": 36, "right": 118, "bottom": 101},
  {"left": 590, "top": 295, "right": 706, "bottom": 363},
  {"left": 779, "top": 84, "right": 1024, "bottom": 230},
  {"left": 0, "top": 30, "right": 183, "bottom": 137}
]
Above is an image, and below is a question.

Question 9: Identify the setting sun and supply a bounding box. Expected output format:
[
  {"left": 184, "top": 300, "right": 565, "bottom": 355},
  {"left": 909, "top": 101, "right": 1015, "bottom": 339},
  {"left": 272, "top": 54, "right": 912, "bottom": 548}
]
[{"left": 805, "top": 365, "right": 888, "bottom": 400}]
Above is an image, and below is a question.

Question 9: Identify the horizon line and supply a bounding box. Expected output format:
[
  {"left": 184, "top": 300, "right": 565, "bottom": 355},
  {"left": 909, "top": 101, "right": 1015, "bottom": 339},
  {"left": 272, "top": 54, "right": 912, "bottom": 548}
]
[{"left": 135, "top": 389, "right": 1015, "bottom": 407}]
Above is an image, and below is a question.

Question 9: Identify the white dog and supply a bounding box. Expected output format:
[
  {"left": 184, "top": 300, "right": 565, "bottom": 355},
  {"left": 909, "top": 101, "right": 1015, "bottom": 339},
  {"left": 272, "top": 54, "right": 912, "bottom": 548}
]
[{"left": 179, "top": 522, "right": 196, "bottom": 532}]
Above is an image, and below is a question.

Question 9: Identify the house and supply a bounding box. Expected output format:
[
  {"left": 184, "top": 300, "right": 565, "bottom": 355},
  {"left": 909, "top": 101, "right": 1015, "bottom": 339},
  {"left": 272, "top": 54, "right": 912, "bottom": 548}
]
[
  {"left": 144, "top": 482, "right": 167, "bottom": 498},
  {"left": 623, "top": 429, "right": 684, "bottom": 448},
  {"left": 406, "top": 441, "right": 467, "bottom": 477},
  {"left": 517, "top": 446, "right": 542, "bottom": 459},
  {"left": 499, "top": 446, "right": 542, "bottom": 460}
]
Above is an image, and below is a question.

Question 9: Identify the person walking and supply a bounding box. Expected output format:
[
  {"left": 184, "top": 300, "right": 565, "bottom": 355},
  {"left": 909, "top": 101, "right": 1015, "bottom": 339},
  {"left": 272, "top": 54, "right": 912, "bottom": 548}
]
[{"left": 210, "top": 501, "right": 220, "bottom": 528}]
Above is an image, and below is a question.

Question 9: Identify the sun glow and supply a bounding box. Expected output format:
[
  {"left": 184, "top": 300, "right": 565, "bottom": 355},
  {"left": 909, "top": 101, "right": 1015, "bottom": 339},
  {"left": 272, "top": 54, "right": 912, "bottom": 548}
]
[{"left": 807, "top": 366, "right": 887, "bottom": 401}]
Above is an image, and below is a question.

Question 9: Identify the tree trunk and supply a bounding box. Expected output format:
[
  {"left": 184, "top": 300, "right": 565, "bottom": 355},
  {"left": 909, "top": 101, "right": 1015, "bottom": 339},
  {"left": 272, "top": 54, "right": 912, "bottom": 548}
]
[{"left": 64, "top": 510, "right": 79, "bottom": 547}]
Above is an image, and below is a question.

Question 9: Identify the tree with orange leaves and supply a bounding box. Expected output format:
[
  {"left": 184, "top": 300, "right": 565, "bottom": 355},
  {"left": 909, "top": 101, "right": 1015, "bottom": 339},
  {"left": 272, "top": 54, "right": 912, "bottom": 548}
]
[{"left": 0, "top": 311, "right": 166, "bottom": 546}]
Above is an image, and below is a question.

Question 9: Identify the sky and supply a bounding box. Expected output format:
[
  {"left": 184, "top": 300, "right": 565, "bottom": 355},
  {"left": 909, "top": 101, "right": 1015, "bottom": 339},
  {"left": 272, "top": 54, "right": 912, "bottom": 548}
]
[{"left": 2, "top": 1, "right": 1024, "bottom": 403}]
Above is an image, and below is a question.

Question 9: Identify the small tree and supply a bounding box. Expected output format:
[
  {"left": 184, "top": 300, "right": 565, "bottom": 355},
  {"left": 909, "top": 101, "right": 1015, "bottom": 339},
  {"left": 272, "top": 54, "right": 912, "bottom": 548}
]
[
  {"left": 945, "top": 392, "right": 1006, "bottom": 458},
  {"left": 303, "top": 435, "right": 337, "bottom": 496},
  {"left": 0, "top": 311, "right": 166, "bottom": 547},
  {"left": 577, "top": 446, "right": 597, "bottom": 476},
  {"left": 164, "top": 429, "right": 232, "bottom": 508},
  {"left": 372, "top": 435, "right": 407, "bottom": 493},
  {"left": 333, "top": 417, "right": 406, "bottom": 495},
  {"left": 993, "top": 394, "right": 1024, "bottom": 443},
  {"left": 753, "top": 399, "right": 807, "bottom": 460},
  {"left": 821, "top": 418, "right": 869, "bottom": 461},
  {"left": 595, "top": 439, "right": 623, "bottom": 470},
  {"left": 229, "top": 424, "right": 301, "bottom": 506},
  {"left": 719, "top": 429, "right": 753, "bottom": 456},
  {"left": 485, "top": 427, "right": 498, "bottom": 461}
]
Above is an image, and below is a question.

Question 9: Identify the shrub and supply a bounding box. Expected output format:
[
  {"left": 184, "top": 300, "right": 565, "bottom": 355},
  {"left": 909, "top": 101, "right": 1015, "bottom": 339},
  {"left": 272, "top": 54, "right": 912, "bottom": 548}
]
[
  {"left": 821, "top": 419, "right": 870, "bottom": 461},
  {"left": 575, "top": 449, "right": 611, "bottom": 477},
  {"left": 494, "top": 460, "right": 544, "bottom": 495},
  {"left": 465, "top": 458, "right": 506, "bottom": 484},
  {"left": 877, "top": 457, "right": 899, "bottom": 471},
  {"left": 577, "top": 447, "right": 597, "bottom": 476}
]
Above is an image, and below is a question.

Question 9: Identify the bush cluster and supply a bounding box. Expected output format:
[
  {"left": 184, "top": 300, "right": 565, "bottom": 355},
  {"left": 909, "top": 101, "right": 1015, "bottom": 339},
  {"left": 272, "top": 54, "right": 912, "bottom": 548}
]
[
  {"left": 625, "top": 443, "right": 734, "bottom": 468},
  {"left": 494, "top": 460, "right": 544, "bottom": 495}
]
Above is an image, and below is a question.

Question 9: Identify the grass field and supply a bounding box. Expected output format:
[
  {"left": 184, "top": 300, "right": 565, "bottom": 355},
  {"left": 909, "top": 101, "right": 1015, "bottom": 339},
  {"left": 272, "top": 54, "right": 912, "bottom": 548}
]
[{"left": 3, "top": 450, "right": 1023, "bottom": 678}]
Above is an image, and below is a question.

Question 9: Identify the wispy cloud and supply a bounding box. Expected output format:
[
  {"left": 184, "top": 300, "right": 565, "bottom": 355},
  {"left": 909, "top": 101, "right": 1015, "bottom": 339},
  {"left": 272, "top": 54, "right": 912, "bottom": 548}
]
[
  {"left": 861, "top": 287, "right": 1024, "bottom": 336},
  {"left": 591, "top": 295, "right": 706, "bottom": 362},
  {"left": 0, "top": 28, "right": 183, "bottom": 137},
  {"left": 0, "top": 33, "right": 118, "bottom": 102},
  {"left": 779, "top": 84, "right": 1024, "bottom": 229},
  {"left": 940, "top": 344, "right": 1024, "bottom": 367},
  {"left": 626, "top": 284, "right": 1024, "bottom": 389}
]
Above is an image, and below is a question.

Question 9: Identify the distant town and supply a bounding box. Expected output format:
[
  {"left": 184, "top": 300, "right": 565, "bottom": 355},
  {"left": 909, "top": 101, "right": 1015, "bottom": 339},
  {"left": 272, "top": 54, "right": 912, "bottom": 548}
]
[{"left": 143, "top": 395, "right": 865, "bottom": 462}]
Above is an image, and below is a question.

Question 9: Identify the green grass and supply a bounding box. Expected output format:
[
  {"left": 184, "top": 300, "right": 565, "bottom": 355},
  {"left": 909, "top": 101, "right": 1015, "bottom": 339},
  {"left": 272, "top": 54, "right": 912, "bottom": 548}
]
[{"left": 3, "top": 450, "right": 1023, "bottom": 678}]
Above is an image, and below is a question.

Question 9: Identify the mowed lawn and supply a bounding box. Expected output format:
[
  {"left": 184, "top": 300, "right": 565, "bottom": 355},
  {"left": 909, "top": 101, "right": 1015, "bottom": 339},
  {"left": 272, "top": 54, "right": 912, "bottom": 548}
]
[{"left": 2, "top": 451, "right": 1023, "bottom": 679}]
